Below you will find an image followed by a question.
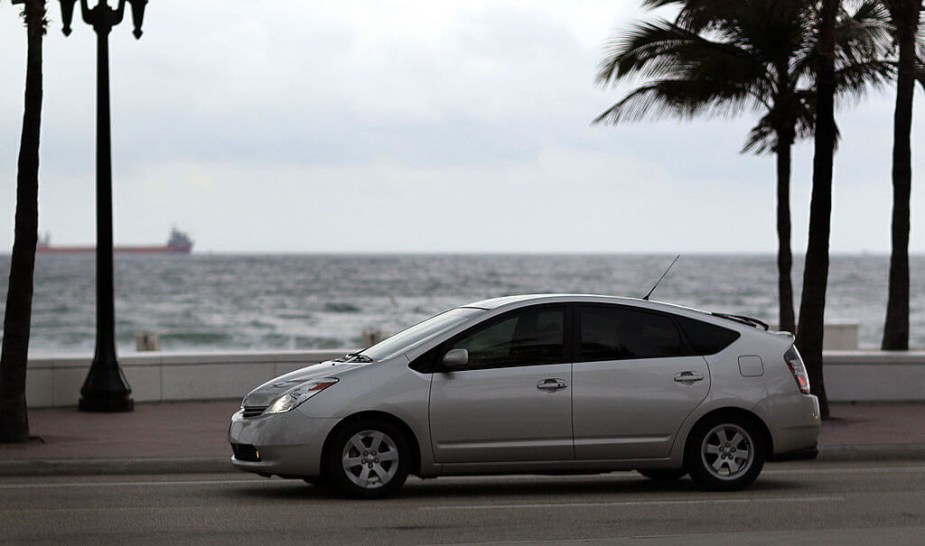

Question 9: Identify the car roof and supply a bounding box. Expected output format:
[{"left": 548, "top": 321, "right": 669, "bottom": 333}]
[
  {"left": 462, "top": 293, "right": 689, "bottom": 314},
  {"left": 459, "top": 293, "right": 784, "bottom": 338}
]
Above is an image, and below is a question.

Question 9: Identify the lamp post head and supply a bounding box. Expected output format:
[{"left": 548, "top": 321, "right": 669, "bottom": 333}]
[
  {"left": 128, "top": 0, "right": 147, "bottom": 39},
  {"left": 58, "top": 0, "right": 77, "bottom": 36}
]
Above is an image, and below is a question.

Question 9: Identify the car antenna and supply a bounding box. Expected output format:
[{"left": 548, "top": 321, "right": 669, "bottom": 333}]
[{"left": 642, "top": 255, "right": 680, "bottom": 301}]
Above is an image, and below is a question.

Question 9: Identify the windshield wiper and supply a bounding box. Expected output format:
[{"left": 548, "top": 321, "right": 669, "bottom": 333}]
[{"left": 344, "top": 352, "right": 373, "bottom": 363}]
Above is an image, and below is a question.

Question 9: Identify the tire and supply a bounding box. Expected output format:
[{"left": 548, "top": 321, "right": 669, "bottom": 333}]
[
  {"left": 685, "top": 414, "right": 765, "bottom": 491},
  {"left": 637, "top": 469, "right": 688, "bottom": 482},
  {"left": 324, "top": 419, "right": 410, "bottom": 499}
]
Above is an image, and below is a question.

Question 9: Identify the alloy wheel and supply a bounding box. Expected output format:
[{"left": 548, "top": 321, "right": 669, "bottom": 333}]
[
  {"left": 700, "top": 423, "right": 754, "bottom": 480},
  {"left": 341, "top": 429, "right": 400, "bottom": 489}
]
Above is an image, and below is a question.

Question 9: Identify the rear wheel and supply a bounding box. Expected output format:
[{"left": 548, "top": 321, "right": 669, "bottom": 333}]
[
  {"left": 686, "top": 414, "right": 764, "bottom": 491},
  {"left": 324, "top": 419, "right": 410, "bottom": 498}
]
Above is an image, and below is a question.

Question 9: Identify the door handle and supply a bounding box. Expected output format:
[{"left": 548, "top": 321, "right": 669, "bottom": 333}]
[
  {"left": 537, "top": 378, "right": 568, "bottom": 392},
  {"left": 674, "top": 371, "right": 704, "bottom": 384}
]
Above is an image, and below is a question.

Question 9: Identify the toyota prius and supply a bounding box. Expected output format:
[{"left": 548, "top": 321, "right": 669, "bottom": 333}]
[{"left": 229, "top": 294, "right": 820, "bottom": 498}]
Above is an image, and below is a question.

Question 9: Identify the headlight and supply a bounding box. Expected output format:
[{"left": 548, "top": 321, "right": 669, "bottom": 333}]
[
  {"left": 265, "top": 377, "right": 339, "bottom": 414},
  {"left": 266, "top": 393, "right": 299, "bottom": 414}
]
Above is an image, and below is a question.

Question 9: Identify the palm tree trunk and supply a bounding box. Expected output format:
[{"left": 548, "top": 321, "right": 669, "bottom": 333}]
[
  {"left": 776, "top": 136, "right": 796, "bottom": 334},
  {"left": 796, "top": 0, "right": 838, "bottom": 419},
  {"left": 0, "top": 0, "right": 45, "bottom": 443},
  {"left": 882, "top": 0, "right": 919, "bottom": 351}
]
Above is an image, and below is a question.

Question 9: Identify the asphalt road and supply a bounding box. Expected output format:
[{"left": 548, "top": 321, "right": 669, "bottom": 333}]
[{"left": 2, "top": 461, "right": 924, "bottom": 545}]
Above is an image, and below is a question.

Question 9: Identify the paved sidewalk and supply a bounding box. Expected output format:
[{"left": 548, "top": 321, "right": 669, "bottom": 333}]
[{"left": 0, "top": 400, "right": 923, "bottom": 476}]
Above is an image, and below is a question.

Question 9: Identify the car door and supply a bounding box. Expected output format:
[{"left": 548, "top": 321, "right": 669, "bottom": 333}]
[
  {"left": 427, "top": 305, "right": 574, "bottom": 463},
  {"left": 572, "top": 304, "right": 710, "bottom": 460}
]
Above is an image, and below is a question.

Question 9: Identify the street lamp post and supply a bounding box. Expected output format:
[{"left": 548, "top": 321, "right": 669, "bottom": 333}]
[{"left": 59, "top": 0, "right": 147, "bottom": 412}]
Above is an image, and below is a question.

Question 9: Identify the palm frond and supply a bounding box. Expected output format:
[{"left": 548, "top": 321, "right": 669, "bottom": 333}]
[
  {"left": 792, "top": 0, "right": 893, "bottom": 89},
  {"left": 793, "top": 90, "right": 817, "bottom": 140},
  {"left": 597, "top": 0, "right": 884, "bottom": 154},
  {"left": 672, "top": 0, "right": 805, "bottom": 33},
  {"left": 594, "top": 79, "right": 756, "bottom": 125},
  {"left": 597, "top": 19, "right": 766, "bottom": 88},
  {"left": 741, "top": 117, "right": 777, "bottom": 154},
  {"left": 850, "top": 0, "right": 892, "bottom": 26},
  {"left": 834, "top": 59, "right": 896, "bottom": 99},
  {"left": 835, "top": 0, "right": 893, "bottom": 63},
  {"left": 640, "top": 0, "right": 685, "bottom": 9},
  {"left": 741, "top": 88, "right": 817, "bottom": 155},
  {"left": 597, "top": 19, "right": 691, "bottom": 84}
]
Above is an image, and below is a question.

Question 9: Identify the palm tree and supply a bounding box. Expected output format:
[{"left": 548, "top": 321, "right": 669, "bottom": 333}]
[
  {"left": 881, "top": 0, "right": 923, "bottom": 350},
  {"left": 798, "top": 0, "right": 839, "bottom": 420},
  {"left": 595, "top": 0, "right": 892, "bottom": 338},
  {"left": 0, "top": 0, "right": 46, "bottom": 443}
]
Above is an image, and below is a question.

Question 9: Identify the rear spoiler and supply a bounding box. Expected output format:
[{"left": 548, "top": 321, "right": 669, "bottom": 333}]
[{"left": 711, "top": 313, "right": 769, "bottom": 331}]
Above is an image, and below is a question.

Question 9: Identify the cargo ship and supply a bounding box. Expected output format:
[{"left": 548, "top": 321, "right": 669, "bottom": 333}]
[{"left": 37, "top": 227, "right": 194, "bottom": 255}]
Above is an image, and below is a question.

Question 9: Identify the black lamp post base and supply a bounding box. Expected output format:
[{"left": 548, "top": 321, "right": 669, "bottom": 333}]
[
  {"left": 79, "top": 358, "right": 134, "bottom": 412},
  {"left": 78, "top": 395, "right": 134, "bottom": 412}
]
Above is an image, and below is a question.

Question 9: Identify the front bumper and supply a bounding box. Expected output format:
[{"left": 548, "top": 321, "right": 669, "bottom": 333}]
[{"left": 228, "top": 408, "right": 340, "bottom": 478}]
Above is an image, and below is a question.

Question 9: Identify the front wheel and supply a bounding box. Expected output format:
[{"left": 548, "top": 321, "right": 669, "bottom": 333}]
[
  {"left": 686, "top": 414, "right": 764, "bottom": 491},
  {"left": 324, "top": 420, "right": 410, "bottom": 498}
]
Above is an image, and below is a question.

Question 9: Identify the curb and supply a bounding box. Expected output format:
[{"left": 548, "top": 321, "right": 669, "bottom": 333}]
[
  {"left": 816, "top": 443, "right": 925, "bottom": 463},
  {"left": 0, "top": 457, "right": 232, "bottom": 477},
  {"left": 2, "top": 445, "right": 925, "bottom": 477}
]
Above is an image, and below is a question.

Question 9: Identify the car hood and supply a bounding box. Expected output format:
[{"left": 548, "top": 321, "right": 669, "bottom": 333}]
[{"left": 242, "top": 361, "right": 364, "bottom": 407}]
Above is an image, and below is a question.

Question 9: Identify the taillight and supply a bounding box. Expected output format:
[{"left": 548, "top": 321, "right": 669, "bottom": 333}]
[{"left": 784, "top": 345, "right": 811, "bottom": 394}]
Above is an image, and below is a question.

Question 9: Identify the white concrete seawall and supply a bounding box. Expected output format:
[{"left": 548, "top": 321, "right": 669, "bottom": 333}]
[
  {"left": 24, "top": 349, "right": 925, "bottom": 408},
  {"left": 822, "top": 351, "right": 925, "bottom": 402},
  {"left": 26, "top": 350, "right": 346, "bottom": 408}
]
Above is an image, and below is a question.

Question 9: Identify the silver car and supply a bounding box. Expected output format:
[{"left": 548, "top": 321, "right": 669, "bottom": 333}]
[{"left": 229, "top": 294, "right": 820, "bottom": 498}]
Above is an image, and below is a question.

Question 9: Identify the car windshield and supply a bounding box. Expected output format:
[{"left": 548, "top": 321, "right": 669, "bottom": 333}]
[{"left": 359, "top": 307, "right": 485, "bottom": 362}]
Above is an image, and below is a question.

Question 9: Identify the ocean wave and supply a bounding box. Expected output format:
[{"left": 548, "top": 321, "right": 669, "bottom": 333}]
[
  {"left": 323, "top": 302, "right": 362, "bottom": 314},
  {"left": 2, "top": 253, "right": 924, "bottom": 352}
]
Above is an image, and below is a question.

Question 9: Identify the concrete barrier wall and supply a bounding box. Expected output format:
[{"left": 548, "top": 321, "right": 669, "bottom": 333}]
[
  {"left": 26, "top": 350, "right": 347, "bottom": 408},
  {"left": 823, "top": 351, "right": 925, "bottom": 402},
  {"left": 24, "top": 349, "right": 925, "bottom": 408}
]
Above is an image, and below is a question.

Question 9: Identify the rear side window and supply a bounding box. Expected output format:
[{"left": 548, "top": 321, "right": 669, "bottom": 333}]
[
  {"left": 675, "top": 316, "right": 740, "bottom": 355},
  {"left": 577, "top": 305, "right": 690, "bottom": 361}
]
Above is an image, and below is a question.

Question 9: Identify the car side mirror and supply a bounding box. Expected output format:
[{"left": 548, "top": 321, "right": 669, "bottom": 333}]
[{"left": 442, "top": 348, "right": 469, "bottom": 370}]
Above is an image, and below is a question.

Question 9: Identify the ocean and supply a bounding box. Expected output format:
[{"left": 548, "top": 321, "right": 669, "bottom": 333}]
[{"left": 0, "top": 253, "right": 922, "bottom": 353}]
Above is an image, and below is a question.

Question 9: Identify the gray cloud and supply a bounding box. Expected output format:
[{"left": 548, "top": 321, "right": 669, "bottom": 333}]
[{"left": 1, "top": 0, "right": 922, "bottom": 253}]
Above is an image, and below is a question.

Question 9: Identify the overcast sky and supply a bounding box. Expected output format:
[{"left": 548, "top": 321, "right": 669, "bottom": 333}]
[{"left": 1, "top": 0, "right": 922, "bottom": 253}]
